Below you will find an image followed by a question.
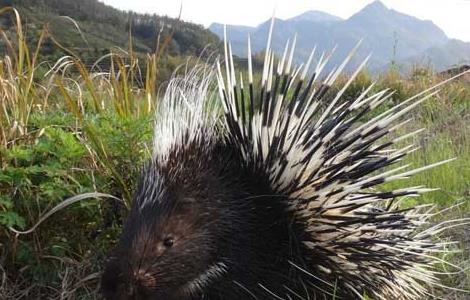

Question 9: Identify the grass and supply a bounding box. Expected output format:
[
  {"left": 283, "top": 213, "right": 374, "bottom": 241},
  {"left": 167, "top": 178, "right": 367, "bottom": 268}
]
[
  {"left": 333, "top": 67, "right": 470, "bottom": 298},
  {"left": 380, "top": 86, "right": 470, "bottom": 298},
  {"left": 1, "top": 10, "right": 469, "bottom": 299},
  {"left": 0, "top": 9, "right": 157, "bottom": 298}
]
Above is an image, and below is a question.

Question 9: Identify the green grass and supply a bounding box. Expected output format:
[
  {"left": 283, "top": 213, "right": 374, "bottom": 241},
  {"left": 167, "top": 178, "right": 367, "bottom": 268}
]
[
  {"left": 0, "top": 10, "right": 469, "bottom": 299},
  {"left": 381, "top": 132, "right": 470, "bottom": 207},
  {"left": 0, "top": 9, "right": 158, "bottom": 298}
]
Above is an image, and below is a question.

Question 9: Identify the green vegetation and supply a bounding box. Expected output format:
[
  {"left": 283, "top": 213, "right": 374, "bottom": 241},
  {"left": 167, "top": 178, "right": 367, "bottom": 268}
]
[
  {"left": 0, "top": 0, "right": 220, "bottom": 85},
  {"left": 329, "top": 68, "right": 470, "bottom": 299},
  {"left": 0, "top": 8, "right": 157, "bottom": 298},
  {"left": 0, "top": 7, "right": 468, "bottom": 300}
]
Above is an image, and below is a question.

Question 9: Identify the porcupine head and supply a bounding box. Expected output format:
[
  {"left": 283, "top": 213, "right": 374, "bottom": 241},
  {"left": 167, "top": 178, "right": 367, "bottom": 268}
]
[
  {"left": 102, "top": 24, "right": 458, "bottom": 300},
  {"left": 100, "top": 68, "right": 298, "bottom": 300},
  {"left": 102, "top": 70, "right": 296, "bottom": 299}
]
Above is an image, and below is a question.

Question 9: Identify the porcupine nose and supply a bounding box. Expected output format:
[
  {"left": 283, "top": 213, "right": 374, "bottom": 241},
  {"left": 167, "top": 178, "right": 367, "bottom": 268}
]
[
  {"left": 130, "top": 269, "right": 156, "bottom": 295},
  {"left": 134, "top": 269, "right": 149, "bottom": 283}
]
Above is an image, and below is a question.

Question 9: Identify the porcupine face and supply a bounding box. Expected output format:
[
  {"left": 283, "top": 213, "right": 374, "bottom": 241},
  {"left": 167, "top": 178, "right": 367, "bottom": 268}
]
[{"left": 101, "top": 143, "right": 262, "bottom": 299}]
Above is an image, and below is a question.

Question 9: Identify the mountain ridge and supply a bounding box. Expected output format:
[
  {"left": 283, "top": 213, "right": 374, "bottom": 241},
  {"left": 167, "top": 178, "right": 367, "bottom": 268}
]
[
  {"left": 287, "top": 10, "right": 342, "bottom": 23},
  {"left": 209, "top": 0, "right": 470, "bottom": 72}
]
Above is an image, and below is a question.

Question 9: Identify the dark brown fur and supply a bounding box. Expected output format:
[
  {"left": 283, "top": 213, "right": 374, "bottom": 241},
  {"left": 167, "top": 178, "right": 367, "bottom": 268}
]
[{"left": 101, "top": 141, "right": 311, "bottom": 299}]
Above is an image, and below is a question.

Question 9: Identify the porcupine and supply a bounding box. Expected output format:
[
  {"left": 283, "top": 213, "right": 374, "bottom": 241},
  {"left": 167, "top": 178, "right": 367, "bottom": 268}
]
[{"left": 101, "top": 21, "right": 465, "bottom": 300}]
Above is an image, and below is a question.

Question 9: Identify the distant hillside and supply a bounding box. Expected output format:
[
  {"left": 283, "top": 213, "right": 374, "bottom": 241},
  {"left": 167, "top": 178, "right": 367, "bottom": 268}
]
[
  {"left": 0, "top": 0, "right": 220, "bottom": 63},
  {"left": 210, "top": 0, "right": 470, "bottom": 72},
  {"left": 403, "top": 39, "right": 470, "bottom": 70}
]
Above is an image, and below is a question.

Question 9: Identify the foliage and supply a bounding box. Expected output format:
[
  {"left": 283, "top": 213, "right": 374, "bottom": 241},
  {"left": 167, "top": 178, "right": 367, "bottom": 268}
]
[
  {"left": 0, "top": 0, "right": 220, "bottom": 83},
  {"left": 0, "top": 9, "right": 155, "bottom": 298}
]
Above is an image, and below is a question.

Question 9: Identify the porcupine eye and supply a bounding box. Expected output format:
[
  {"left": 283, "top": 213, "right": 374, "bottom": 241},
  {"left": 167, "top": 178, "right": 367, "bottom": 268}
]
[{"left": 163, "top": 236, "right": 175, "bottom": 248}]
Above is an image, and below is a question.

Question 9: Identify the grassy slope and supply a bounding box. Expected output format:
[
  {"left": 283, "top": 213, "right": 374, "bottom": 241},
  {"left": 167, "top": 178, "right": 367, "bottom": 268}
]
[
  {"left": 3, "top": 0, "right": 220, "bottom": 69},
  {"left": 334, "top": 69, "right": 470, "bottom": 298},
  {"left": 20, "top": 5, "right": 152, "bottom": 54},
  {"left": 381, "top": 73, "right": 470, "bottom": 298},
  {"left": 0, "top": 9, "right": 469, "bottom": 300}
]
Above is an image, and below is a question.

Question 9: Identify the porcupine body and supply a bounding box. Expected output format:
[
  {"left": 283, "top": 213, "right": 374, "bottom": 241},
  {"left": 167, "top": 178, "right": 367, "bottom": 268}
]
[{"left": 101, "top": 21, "right": 460, "bottom": 300}]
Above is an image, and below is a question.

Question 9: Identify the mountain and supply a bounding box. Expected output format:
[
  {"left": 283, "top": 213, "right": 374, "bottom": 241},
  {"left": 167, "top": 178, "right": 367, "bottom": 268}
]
[
  {"left": 1, "top": 0, "right": 219, "bottom": 63},
  {"left": 401, "top": 39, "right": 470, "bottom": 71},
  {"left": 288, "top": 11, "right": 342, "bottom": 23},
  {"left": 209, "top": 0, "right": 470, "bottom": 72}
]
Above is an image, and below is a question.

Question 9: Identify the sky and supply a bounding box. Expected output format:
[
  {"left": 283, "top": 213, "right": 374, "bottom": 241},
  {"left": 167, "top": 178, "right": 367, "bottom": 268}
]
[{"left": 101, "top": 0, "right": 470, "bottom": 42}]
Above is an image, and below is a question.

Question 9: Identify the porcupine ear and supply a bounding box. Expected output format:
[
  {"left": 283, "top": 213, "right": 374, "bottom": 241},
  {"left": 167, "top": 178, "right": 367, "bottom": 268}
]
[{"left": 217, "top": 18, "right": 469, "bottom": 299}]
